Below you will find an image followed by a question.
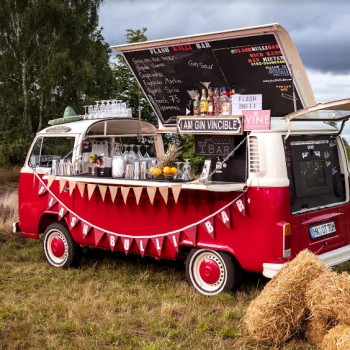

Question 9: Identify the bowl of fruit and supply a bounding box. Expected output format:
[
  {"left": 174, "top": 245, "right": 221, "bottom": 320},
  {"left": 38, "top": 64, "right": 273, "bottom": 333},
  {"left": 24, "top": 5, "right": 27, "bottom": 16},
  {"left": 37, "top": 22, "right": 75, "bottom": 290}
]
[{"left": 149, "top": 144, "right": 181, "bottom": 180}]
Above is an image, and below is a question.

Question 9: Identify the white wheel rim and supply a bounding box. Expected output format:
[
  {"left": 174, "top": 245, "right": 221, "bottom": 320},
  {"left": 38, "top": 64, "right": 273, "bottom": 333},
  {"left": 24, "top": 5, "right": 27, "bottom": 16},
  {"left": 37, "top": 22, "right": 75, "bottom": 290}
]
[
  {"left": 45, "top": 229, "right": 69, "bottom": 267},
  {"left": 189, "top": 250, "right": 227, "bottom": 295}
]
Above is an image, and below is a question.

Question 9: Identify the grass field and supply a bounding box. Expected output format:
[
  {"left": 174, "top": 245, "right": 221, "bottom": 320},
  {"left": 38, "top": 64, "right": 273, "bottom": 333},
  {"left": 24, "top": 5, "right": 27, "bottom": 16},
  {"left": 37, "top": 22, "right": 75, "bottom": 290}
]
[{"left": 0, "top": 181, "right": 349, "bottom": 349}]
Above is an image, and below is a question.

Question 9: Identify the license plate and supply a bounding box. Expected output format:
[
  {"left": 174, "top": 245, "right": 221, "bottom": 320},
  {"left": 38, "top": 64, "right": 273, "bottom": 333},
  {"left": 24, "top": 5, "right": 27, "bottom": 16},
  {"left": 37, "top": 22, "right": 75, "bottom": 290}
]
[{"left": 309, "top": 222, "right": 336, "bottom": 239}]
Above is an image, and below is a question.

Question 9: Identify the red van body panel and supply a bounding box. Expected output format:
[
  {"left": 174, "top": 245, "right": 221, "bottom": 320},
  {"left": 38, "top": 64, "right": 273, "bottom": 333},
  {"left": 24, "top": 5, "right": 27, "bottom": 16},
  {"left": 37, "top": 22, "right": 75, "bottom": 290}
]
[{"left": 18, "top": 171, "right": 350, "bottom": 274}]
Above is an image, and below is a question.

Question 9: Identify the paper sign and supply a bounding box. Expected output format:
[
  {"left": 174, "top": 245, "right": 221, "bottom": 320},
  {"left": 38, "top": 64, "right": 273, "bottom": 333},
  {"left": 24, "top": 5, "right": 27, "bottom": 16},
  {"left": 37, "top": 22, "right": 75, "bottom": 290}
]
[{"left": 243, "top": 110, "right": 271, "bottom": 131}]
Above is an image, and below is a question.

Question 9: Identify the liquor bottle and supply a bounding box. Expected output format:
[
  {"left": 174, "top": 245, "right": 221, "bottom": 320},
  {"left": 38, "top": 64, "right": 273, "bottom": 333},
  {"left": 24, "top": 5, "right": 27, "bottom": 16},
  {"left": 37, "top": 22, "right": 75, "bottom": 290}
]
[
  {"left": 193, "top": 96, "right": 200, "bottom": 116},
  {"left": 229, "top": 86, "right": 235, "bottom": 115},
  {"left": 214, "top": 88, "right": 221, "bottom": 115},
  {"left": 207, "top": 89, "right": 215, "bottom": 116},
  {"left": 186, "top": 100, "right": 193, "bottom": 115},
  {"left": 199, "top": 88, "right": 208, "bottom": 116},
  {"left": 221, "top": 87, "right": 230, "bottom": 115}
]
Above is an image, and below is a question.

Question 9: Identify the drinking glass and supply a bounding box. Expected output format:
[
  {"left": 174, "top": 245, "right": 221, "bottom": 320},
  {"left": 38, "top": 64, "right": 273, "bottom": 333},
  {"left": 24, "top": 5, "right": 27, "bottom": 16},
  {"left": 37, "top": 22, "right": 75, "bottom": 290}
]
[
  {"left": 133, "top": 161, "right": 140, "bottom": 180},
  {"left": 136, "top": 145, "right": 143, "bottom": 160},
  {"left": 182, "top": 159, "right": 192, "bottom": 181},
  {"left": 129, "top": 144, "right": 136, "bottom": 159},
  {"left": 125, "top": 163, "right": 134, "bottom": 179},
  {"left": 143, "top": 145, "right": 150, "bottom": 159},
  {"left": 173, "top": 161, "right": 183, "bottom": 180}
]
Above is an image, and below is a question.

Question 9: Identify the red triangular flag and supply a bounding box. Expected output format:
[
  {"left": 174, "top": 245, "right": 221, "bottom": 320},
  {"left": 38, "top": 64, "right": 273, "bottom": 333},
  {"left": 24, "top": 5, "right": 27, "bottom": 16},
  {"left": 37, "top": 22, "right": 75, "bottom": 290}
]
[
  {"left": 58, "top": 205, "right": 68, "bottom": 220},
  {"left": 47, "top": 195, "right": 57, "bottom": 209},
  {"left": 182, "top": 225, "right": 197, "bottom": 245},
  {"left": 217, "top": 207, "right": 231, "bottom": 229},
  {"left": 107, "top": 233, "right": 118, "bottom": 252},
  {"left": 94, "top": 228, "right": 105, "bottom": 246},
  {"left": 81, "top": 222, "right": 92, "bottom": 238},
  {"left": 168, "top": 232, "right": 180, "bottom": 252},
  {"left": 151, "top": 236, "right": 164, "bottom": 256},
  {"left": 135, "top": 238, "right": 148, "bottom": 257},
  {"left": 233, "top": 195, "right": 247, "bottom": 217},
  {"left": 120, "top": 237, "right": 133, "bottom": 255},
  {"left": 38, "top": 184, "right": 47, "bottom": 196},
  {"left": 200, "top": 217, "right": 215, "bottom": 239},
  {"left": 68, "top": 213, "right": 79, "bottom": 229}
]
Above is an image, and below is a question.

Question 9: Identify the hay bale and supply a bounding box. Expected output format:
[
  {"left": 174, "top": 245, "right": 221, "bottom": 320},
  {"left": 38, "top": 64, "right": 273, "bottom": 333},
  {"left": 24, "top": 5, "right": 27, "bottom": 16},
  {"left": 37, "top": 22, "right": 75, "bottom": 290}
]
[
  {"left": 305, "top": 271, "right": 350, "bottom": 346},
  {"left": 244, "top": 249, "right": 329, "bottom": 346},
  {"left": 321, "top": 324, "right": 350, "bottom": 350},
  {"left": 304, "top": 317, "right": 336, "bottom": 347}
]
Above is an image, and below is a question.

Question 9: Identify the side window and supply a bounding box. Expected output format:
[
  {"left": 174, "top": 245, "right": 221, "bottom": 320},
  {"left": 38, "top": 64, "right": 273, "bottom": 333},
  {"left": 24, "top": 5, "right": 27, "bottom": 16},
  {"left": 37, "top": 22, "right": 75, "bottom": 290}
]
[{"left": 29, "top": 136, "right": 75, "bottom": 168}]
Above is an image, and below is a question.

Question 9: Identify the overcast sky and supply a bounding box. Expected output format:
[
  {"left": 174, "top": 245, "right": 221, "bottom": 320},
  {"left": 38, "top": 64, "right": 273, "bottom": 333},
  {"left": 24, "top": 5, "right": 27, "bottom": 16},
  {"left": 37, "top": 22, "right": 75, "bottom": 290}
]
[{"left": 99, "top": 0, "right": 350, "bottom": 135}]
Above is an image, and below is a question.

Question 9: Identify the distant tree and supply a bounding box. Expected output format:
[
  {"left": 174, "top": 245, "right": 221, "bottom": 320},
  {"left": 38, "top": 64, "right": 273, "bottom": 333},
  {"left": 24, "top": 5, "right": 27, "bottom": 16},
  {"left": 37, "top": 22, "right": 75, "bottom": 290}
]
[{"left": 0, "top": 0, "right": 116, "bottom": 165}]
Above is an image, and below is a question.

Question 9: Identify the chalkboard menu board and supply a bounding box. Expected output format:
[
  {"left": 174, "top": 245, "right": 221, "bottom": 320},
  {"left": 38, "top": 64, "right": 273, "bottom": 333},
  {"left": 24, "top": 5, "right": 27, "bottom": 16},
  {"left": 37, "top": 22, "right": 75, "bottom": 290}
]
[
  {"left": 195, "top": 135, "right": 235, "bottom": 156},
  {"left": 123, "top": 34, "right": 303, "bottom": 126}
]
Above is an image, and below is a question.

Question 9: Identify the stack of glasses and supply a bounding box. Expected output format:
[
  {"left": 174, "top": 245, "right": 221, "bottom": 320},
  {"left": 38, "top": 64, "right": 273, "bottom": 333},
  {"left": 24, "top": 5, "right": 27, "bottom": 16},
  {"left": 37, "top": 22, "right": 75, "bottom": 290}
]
[{"left": 83, "top": 100, "right": 132, "bottom": 119}]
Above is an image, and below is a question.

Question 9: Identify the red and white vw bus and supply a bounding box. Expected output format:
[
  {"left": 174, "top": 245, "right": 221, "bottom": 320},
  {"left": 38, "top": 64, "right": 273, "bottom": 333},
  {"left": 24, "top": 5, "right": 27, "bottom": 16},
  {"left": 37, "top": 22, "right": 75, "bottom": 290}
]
[{"left": 14, "top": 24, "right": 350, "bottom": 295}]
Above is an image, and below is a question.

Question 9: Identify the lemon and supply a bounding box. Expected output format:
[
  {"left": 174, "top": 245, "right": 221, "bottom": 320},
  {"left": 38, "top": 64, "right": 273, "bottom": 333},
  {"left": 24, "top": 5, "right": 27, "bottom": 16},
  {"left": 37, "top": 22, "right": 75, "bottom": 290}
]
[
  {"left": 149, "top": 167, "right": 155, "bottom": 175},
  {"left": 170, "top": 167, "right": 178, "bottom": 174},
  {"left": 163, "top": 166, "right": 171, "bottom": 175},
  {"left": 154, "top": 168, "right": 162, "bottom": 176}
]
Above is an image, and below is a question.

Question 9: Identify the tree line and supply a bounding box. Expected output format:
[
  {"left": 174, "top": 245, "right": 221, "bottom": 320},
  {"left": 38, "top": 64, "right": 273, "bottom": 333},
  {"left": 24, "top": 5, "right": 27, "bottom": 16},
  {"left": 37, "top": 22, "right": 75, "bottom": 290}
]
[{"left": 0, "top": 0, "right": 159, "bottom": 166}]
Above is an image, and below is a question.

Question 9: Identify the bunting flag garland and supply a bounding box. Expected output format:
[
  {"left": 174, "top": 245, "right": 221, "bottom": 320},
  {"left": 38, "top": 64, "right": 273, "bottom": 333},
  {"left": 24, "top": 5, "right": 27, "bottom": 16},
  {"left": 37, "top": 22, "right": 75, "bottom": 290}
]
[
  {"left": 107, "top": 233, "right": 118, "bottom": 252},
  {"left": 121, "top": 186, "right": 130, "bottom": 204},
  {"left": 81, "top": 222, "right": 92, "bottom": 238},
  {"left": 77, "top": 182, "right": 85, "bottom": 198},
  {"left": 59, "top": 178, "right": 66, "bottom": 193},
  {"left": 147, "top": 187, "right": 156, "bottom": 205},
  {"left": 159, "top": 186, "right": 168, "bottom": 204},
  {"left": 87, "top": 184, "right": 96, "bottom": 200},
  {"left": 133, "top": 187, "right": 143, "bottom": 205},
  {"left": 233, "top": 194, "right": 247, "bottom": 217},
  {"left": 217, "top": 207, "right": 231, "bottom": 229},
  {"left": 35, "top": 171, "right": 251, "bottom": 259},
  {"left": 200, "top": 216, "right": 215, "bottom": 239},
  {"left": 98, "top": 185, "right": 108, "bottom": 201},
  {"left": 168, "top": 232, "right": 180, "bottom": 252},
  {"left": 94, "top": 228, "right": 105, "bottom": 246},
  {"left": 109, "top": 186, "right": 118, "bottom": 203},
  {"left": 135, "top": 238, "right": 148, "bottom": 257},
  {"left": 68, "top": 213, "right": 79, "bottom": 228},
  {"left": 171, "top": 185, "right": 182, "bottom": 203},
  {"left": 58, "top": 205, "right": 68, "bottom": 219},
  {"left": 151, "top": 236, "right": 164, "bottom": 256},
  {"left": 120, "top": 237, "right": 133, "bottom": 255},
  {"left": 47, "top": 175, "right": 55, "bottom": 189},
  {"left": 182, "top": 225, "right": 197, "bottom": 245},
  {"left": 38, "top": 184, "right": 47, "bottom": 196},
  {"left": 69, "top": 181, "right": 76, "bottom": 196},
  {"left": 47, "top": 195, "right": 58, "bottom": 209}
]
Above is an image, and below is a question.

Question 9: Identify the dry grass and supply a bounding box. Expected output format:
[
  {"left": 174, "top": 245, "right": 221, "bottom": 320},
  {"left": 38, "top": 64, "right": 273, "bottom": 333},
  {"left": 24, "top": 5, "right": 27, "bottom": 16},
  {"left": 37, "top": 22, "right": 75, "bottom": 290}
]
[
  {"left": 0, "top": 190, "right": 18, "bottom": 233},
  {"left": 0, "top": 166, "right": 21, "bottom": 184}
]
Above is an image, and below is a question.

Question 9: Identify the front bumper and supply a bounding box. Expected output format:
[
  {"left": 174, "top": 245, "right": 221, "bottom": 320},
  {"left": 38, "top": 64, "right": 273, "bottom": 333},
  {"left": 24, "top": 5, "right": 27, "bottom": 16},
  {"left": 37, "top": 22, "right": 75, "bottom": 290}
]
[{"left": 263, "top": 244, "right": 350, "bottom": 278}]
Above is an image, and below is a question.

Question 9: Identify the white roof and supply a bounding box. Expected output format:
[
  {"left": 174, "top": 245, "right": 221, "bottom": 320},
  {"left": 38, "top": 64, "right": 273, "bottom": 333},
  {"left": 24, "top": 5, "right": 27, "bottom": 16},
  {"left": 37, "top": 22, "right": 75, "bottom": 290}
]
[{"left": 39, "top": 118, "right": 158, "bottom": 136}]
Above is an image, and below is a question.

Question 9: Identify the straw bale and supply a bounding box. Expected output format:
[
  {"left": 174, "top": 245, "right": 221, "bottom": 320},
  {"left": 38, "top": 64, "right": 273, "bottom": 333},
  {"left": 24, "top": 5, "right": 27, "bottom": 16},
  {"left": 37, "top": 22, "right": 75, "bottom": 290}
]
[
  {"left": 304, "top": 317, "right": 336, "bottom": 347},
  {"left": 244, "top": 249, "right": 329, "bottom": 346},
  {"left": 321, "top": 324, "right": 350, "bottom": 350},
  {"left": 305, "top": 271, "right": 350, "bottom": 346}
]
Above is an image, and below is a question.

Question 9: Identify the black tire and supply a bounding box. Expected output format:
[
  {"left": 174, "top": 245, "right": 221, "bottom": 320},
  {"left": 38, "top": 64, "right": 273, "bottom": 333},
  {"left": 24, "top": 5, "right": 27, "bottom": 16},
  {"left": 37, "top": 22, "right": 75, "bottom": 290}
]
[
  {"left": 43, "top": 223, "right": 81, "bottom": 268},
  {"left": 186, "top": 248, "right": 241, "bottom": 296}
]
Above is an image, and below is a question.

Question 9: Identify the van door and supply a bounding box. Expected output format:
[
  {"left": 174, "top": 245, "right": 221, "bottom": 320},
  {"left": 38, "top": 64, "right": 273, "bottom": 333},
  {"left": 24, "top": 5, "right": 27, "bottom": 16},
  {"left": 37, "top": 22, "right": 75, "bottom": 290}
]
[{"left": 285, "top": 134, "right": 348, "bottom": 253}]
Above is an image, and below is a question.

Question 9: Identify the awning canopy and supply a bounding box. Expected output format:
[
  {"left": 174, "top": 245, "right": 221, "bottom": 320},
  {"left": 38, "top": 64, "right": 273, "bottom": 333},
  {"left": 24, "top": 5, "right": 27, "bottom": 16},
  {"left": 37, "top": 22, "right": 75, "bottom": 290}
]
[{"left": 85, "top": 118, "right": 158, "bottom": 137}]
